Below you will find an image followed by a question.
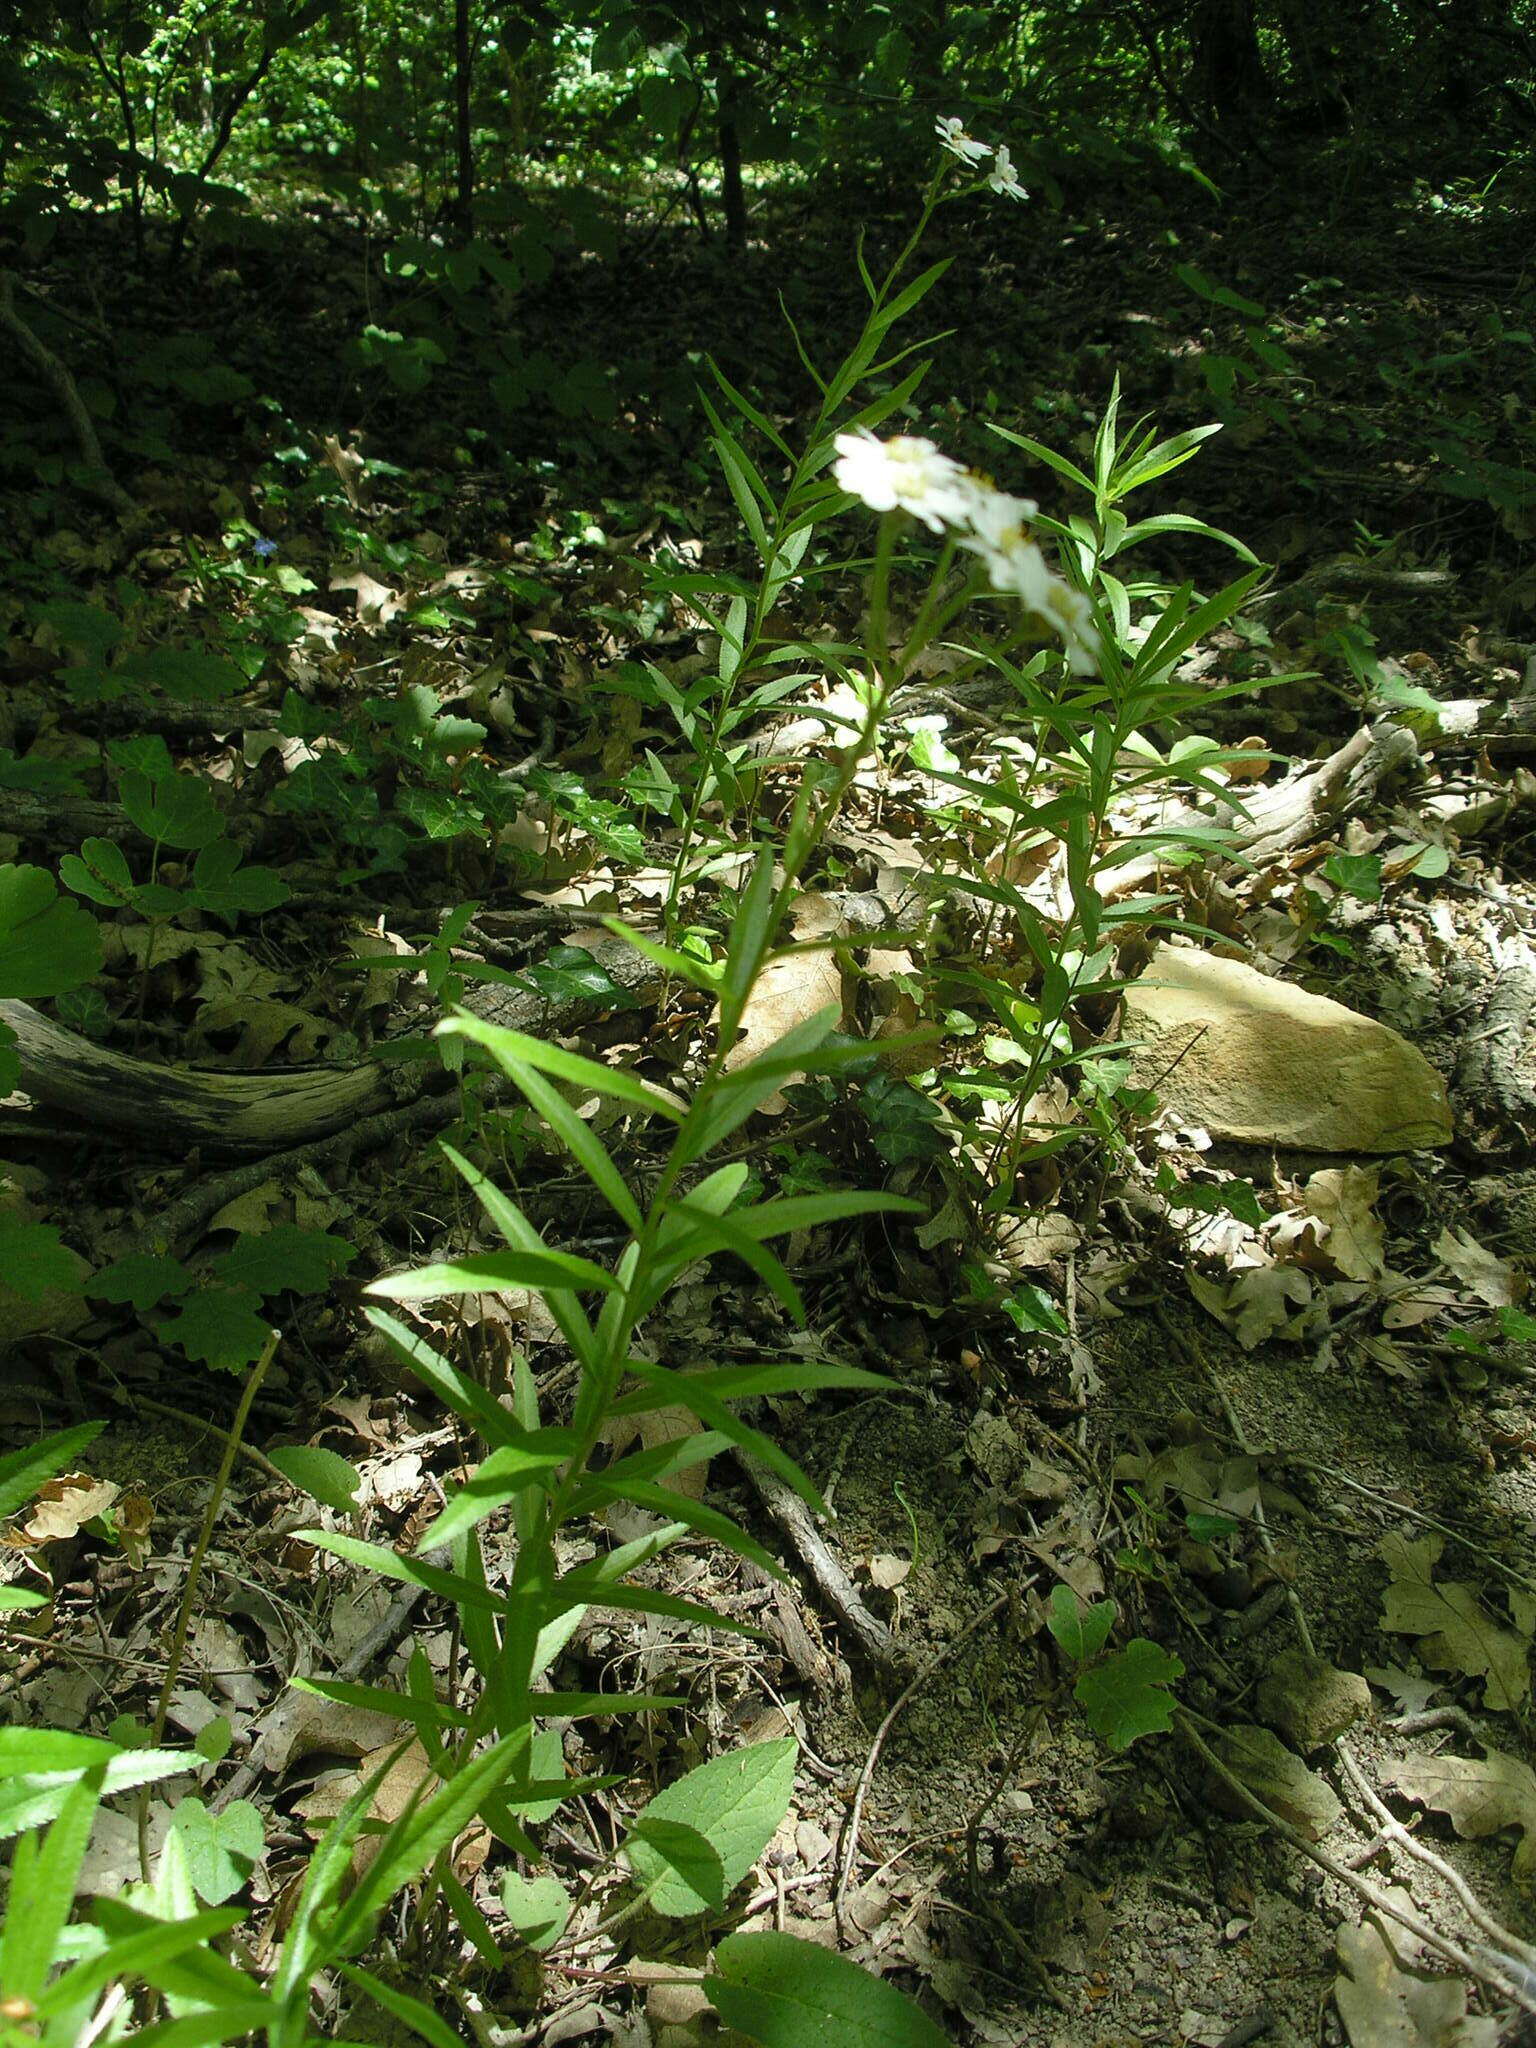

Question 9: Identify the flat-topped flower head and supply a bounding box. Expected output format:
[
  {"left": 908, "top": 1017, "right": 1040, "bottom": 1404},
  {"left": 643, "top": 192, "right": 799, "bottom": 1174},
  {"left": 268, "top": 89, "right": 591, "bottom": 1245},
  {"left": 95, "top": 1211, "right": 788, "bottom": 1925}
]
[
  {"left": 833, "top": 430, "right": 978, "bottom": 532},
  {"left": 987, "top": 144, "right": 1027, "bottom": 201},
  {"left": 935, "top": 115, "right": 992, "bottom": 165}
]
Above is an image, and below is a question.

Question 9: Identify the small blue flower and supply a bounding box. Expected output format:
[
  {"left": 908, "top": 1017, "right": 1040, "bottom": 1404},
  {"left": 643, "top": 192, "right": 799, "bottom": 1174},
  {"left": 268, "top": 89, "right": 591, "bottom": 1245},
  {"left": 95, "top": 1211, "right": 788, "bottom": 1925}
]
[{"left": 250, "top": 537, "right": 279, "bottom": 560}]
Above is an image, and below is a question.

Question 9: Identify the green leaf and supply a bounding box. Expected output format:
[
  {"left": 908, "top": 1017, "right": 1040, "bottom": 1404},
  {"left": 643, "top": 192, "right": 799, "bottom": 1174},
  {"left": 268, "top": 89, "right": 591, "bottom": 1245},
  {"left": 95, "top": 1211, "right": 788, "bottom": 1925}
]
[
  {"left": 1046, "top": 1587, "right": 1117, "bottom": 1663},
  {"left": 59, "top": 837, "right": 136, "bottom": 909},
  {"left": 1321, "top": 852, "right": 1382, "bottom": 903},
  {"left": 707, "top": 1931, "right": 951, "bottom": 2047},
  {"left": 1073, "top": 1638, "right": 1183, "bottom": 1750},
  {"left": 437, "top": 1013, "right": 684, "bottom": 1122},
  {"left": 0, "top": 863, "right": 104, "bottom": 998},
  {"left": 169, "top": 1796, "right": 264, "bottom": 1905},
  {"left": 188, "top": 840, "right": 290, "bottom": 924},
  {"left": 363, "top": 1307, "right": 526, "bottom": 1447},
  {"left": 88, "top": 1253, "right": 193, "bottom": 1310},
  {"left": 341, "top": 1964, "right": 465, "bottom": 2048},
  {"left": 413, "top": 1433, "right": 578, "bottom": 1550},
  {"left": 625, "top": 1738, "right": 796, "bottom": 1918},
  {"left": 368, "top": 1246, "right": 618, "bottom": 1302},
  {"left": 0, "top": 1221, "right": 85, "bottom": 1303},
  {"left": 118, "top": 771, "right": 225, "bottom": 851},
  {"left": 298, "top": 1531, "right": 503, "bottom": 1614},
  {"left": 156, "top": 1289, "right": 272, "bottom": 1373},
  {"left": 269, "top": 1445, "right": 362, "bottom": 1515},
  {"left": 210, "top": 1226, "right": 356, "bottom": 1298},
  {"left": 499, "top": 1871, "right": 571, "bottom": 1952}
]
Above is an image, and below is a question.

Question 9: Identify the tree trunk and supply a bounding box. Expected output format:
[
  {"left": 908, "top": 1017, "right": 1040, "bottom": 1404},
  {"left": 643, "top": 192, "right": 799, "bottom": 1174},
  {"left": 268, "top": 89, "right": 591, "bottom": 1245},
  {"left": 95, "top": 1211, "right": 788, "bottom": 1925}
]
[
  {"left": 716, "top": 64, "right": 746, "bottom": 253},
  {"left": 453, "top": 0, "right": 474, "bottom": 238},
  {"left": 1189, "top": 0, "right": 1270, "bottom": 119}
]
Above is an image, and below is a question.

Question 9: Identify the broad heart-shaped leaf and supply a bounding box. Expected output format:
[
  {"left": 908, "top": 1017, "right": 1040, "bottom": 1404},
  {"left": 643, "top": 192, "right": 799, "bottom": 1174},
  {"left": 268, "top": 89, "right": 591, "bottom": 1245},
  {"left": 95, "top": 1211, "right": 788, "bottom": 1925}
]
[
  {"left": 1046, "top": 1587, "right": 1117, "bottom": 1664},
  {"left": 625, "top": 1738, "right": 796, "bottom": 1918},
  {"left": 169, "top": 1795, "right": 264, "bottom": 1905},
  {"left": 707, "top": 1931, "right": 951, "bottom": 2048},
  {"left": 499, "top": 1870, "right": 571, "bottom": 1952},
  {"left": 0, "top": 1221, "right": 86, "bottom": 1304},
  {"left": 60, "top": 837, "right": 136, "bottom": 908},
  {"left": 211, "top": 1226, "right": 356, "bottom": 1298},
  {"left": 118, "top": 769, "right": 225, "bottom": 850},
  {"left": 155, "top": 1288, "right": 273, "bottom": 1373},
  {"left": 1073, "top": 1638, "right": 1183, "bottom": 1750},
  {"left": 0, "top": 1422, "right": 104, "bottom": 1521},
  {"left": 268, "top": 1444, "right": 361, "bottom": 1515},
  {"left": 0, "top": 863, "right": 105, "bottom": 998}
]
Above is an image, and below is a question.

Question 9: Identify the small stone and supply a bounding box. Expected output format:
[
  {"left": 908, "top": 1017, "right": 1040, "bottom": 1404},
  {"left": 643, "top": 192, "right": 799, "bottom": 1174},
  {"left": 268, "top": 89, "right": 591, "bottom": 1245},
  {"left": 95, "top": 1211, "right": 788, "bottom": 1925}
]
[
  {"left": 1255, "top": 1649, "right": 1372, "bottom": 1752},
  {"left": 1125, "top": 945, "right": 1453, "bottom": 1152}
]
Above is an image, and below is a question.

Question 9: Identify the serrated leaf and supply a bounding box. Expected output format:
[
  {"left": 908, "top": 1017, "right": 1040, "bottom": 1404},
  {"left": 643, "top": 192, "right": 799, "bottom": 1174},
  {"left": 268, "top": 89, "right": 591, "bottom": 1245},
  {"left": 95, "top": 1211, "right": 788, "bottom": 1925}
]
[
  {"left": 0, "top": 863, "right": 104, "bottom": 999},
  {"left": 1073, "top": 1638, "right": 1183, "bottom": 1749},
  {"left": 156, "top": 1289, "right": 273, "bottom": 1373},
  {"left": 88, "top": 1253, "right": 193, "bottom": 1311},
  {"left": 707, "top": 1932, "right": 951, "bottom": 2048},
  {"left": 625, "top": 1738, "right": 796, "bottom": 1917},
  {"left": 211, "top": 1226, "right": 356, "bottom": 1298}
]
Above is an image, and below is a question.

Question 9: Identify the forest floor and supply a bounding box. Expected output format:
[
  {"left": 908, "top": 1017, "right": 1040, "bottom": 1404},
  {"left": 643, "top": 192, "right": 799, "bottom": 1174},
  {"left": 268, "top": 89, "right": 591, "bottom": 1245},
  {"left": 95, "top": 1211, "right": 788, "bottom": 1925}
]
[{"left": 3, "top": 144, "right": 1536, "bottom": 2047}]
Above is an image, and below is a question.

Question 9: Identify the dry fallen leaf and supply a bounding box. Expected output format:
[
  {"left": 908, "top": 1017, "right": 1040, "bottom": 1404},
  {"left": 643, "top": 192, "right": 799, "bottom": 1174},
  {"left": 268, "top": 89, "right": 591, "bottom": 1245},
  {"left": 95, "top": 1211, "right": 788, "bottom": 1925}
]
[
  {"left": 1378, "top": 1532, "right": 1531, "bottom": 1715},
  {"left": 13, "top": 1475, "right": 121, "bottom": 1547},
  {"left": 720, "top": 892, "right": 847, "bottom": 1114},
  {"left": 1296, "top": 1166, "right": 1387, "bottom": 1282},
  {"left": 1433, "top": 1226, "right": 1524, "bottom": 1308},
  {"left": 1334, "top": 1892, "right": 1497, "bottom": 2048},
  {"left": 1384, "top": 1748, "right": 1536, "bottom": 1879}
]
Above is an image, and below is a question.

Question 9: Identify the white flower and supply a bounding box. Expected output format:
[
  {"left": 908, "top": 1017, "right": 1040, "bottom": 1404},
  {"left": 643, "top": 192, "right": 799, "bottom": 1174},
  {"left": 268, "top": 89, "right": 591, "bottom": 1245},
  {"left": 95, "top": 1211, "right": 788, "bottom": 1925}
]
[
  {"left": 935, "top": 115, "right": 992, "bottom": 165},
  {"left": 987, "top": 144, "right": 1027, "bottom": 201},
  {"left": 833, "top": 431, "right": 978, "bottom": 532},
  {"left": 962, "top": 480, "right": 1100, "bottom": 673}
]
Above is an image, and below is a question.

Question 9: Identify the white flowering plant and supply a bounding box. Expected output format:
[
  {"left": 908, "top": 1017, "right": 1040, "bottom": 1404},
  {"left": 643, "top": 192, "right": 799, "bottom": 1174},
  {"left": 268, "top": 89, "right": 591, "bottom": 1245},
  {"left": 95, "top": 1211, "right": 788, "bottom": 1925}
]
[{"left": 631, "top": 118, "right": 1275, "bottom": 1222}]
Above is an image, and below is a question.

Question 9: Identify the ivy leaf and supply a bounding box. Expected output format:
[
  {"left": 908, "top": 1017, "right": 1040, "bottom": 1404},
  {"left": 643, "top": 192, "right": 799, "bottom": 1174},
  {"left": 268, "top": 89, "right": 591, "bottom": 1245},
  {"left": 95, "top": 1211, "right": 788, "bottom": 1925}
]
[
  {"left": 157, "top": 1288, "right": 272, "bottom": 1373},
  {"left": 0, "top": 863, "right": 104, "bottom": 999},
  {"left": 1321, "top": 851, "right": 1383, "bottom": 903},
  {"left": 1074, "top": 1638, "right": 1183, "bottom": 1749},
  {"left": 210, "top": 1227, "right": 354, "bottom": 1298},
  {"left": 115, "top": 649, "right": 245, "bottom": 703},
  {"left": 88, "top": 1253, "right": 193, "bottom": 1311},
  {"left": 625, "top": 1738, "right": 797, "bottom": 1917}
]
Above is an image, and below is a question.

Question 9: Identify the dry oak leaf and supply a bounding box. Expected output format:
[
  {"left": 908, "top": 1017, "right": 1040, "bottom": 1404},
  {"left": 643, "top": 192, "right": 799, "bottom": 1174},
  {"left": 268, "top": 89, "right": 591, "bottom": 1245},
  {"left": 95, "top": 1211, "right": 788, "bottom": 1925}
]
[
  {"left": 1378, "top": 1532, "right": 1531, "bottom": 1715},
  {"left": 1433, "top": 1226, "right": 1525, "bottom": 1308},
  {"left": 720, "top": 891, "right": 847, "bottom": 1115},
  {"left": 1296, "top": 1166, "right": 1388, "bottom": 1282},
  {"left": 1384, "top": 1748, "right": 1536, "bottom": 1880},
  {"left": 1334, "top": 1893, "right": 1498, "bottom": 2048}
]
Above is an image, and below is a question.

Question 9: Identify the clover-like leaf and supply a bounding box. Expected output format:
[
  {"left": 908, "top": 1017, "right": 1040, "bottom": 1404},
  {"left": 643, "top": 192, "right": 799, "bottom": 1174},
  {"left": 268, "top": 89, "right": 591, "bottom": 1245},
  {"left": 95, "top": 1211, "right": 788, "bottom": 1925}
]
[
  {"left": 189, "top": 840, "right": 291, "bottom": 926},
  {"left": 60, "top": 839, "right": 136, "bottom": 909},
  {"left": 119, "top": 769, "right": 225, "bottom": 850}
]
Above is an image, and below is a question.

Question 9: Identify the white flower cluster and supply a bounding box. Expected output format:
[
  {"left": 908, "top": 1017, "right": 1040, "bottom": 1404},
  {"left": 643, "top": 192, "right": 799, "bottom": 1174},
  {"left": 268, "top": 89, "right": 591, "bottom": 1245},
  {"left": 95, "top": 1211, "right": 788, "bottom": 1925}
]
[
  {"left": 833, "top": 431, "right": 1100, "bottom": 674},
  {"left": 934, "top": 117, "right": 1027, "bottom": 201}
]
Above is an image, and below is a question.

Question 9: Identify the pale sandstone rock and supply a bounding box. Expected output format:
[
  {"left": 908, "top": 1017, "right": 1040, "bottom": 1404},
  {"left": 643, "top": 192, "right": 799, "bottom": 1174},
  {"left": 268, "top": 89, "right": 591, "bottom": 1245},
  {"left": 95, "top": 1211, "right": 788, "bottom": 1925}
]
[{"left": 1125, "top": 945, "right": 1453, "bottom": 1152}]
